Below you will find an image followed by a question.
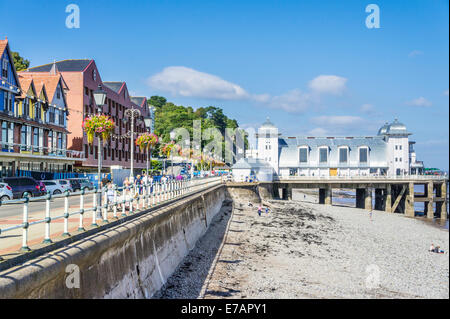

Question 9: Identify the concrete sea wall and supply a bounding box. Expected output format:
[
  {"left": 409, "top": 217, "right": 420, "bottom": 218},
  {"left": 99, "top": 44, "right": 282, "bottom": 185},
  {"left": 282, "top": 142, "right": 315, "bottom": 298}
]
[{"left": 0, "top": 184, "right": 225, "bottom": 299}]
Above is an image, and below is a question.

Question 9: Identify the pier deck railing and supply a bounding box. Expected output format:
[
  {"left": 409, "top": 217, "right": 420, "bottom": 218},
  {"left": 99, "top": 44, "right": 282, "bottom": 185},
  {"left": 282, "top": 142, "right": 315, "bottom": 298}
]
[
  {"left": 0, "top": 176, "right": 222, "bottom": 260},
  {"left": 275, "top": 175, "right": 448, "bottom": 182}
]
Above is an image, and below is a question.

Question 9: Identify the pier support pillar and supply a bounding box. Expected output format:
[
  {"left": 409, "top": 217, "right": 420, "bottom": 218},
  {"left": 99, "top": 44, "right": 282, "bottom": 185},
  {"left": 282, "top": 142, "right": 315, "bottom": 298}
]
[
  {"left": 374, "top": 189, "right": 383, "bottom": 210},
  {"left": 440, "top": 183, "right": 447, "bottom": 220},
  {"left": 356, "top": 188, "right": 365, "bottom": 209},
  {"left": 364, "top": 188, "right": 372, "bottom": 210},
  {"left": 405, "top": 182, "right": 415, "bottom": 217},
  {"left": 385, "top": 184, "right": 392, "bottom": 213},
  {"left": 325, "top": 186, "right": 332, "bottom": 205},
  {"left": 319, "top": 187, "right": 332, "bottom": 205},
  {"left": 287, "top": 185, "right": 293, "bottom": 201},
  {"left": 426, "top": 182, "right": 434, "bottom": 219}
]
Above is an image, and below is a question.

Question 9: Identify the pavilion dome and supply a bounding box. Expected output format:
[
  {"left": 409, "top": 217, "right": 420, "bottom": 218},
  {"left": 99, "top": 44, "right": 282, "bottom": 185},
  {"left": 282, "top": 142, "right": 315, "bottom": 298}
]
[
  {"left": 385, "top": 119, "right": 410, "bottom": 135},
  {"left": 260, "top": 117, "right": 277, "bottom": 129},
  {"left": 377, "top": 122, "right": 390, "bottom": 135}
]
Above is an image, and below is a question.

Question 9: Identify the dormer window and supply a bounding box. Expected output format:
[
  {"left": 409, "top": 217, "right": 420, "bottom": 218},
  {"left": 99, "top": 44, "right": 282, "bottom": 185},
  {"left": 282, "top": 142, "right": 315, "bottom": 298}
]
[
  {"left": 319, "top": 147, "right": 328, "bottom": 163},
  {"left": 299, "top": 147, "right": 308, "bottom": 163},
  {"left": 359, "top": 147, "right": 368, "bottom": 163},
  {"left": 339, "top": 147, "right": 348, "bottom": 164}
]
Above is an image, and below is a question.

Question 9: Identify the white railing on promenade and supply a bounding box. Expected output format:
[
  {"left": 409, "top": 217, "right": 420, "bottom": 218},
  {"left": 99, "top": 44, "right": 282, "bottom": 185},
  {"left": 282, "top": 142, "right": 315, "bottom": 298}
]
[
  {"left": 275, "top": 175, "right": 448, "bottom": 181},
  {"left": 0, "top": 176, "right": 222, "bottom": 260}
]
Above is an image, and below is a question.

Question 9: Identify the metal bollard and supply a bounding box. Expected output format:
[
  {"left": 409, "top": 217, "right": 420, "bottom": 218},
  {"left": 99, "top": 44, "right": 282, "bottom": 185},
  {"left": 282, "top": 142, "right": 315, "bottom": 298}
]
[
  {"left": 129, "top": 186, "right": 134, "bottom": 214},
  {"left": 78, "top": 188, "right": 85, "bottom": 232},
  {"left": 113, "top": 185, "right": 118, "bottom": 219},
  {"left": 20, "top": 192, "right": 31, "bottom": 252},
  {"left": 92, "top": 186, "right": 98, "bottom": 227},
  {"left": 121, "top": 186, "right": 127, "bottom": 217},
  {"left": 43, "top": 191, "right": 52, "bottom": 244},
  {"left": 62, "top": 190, "right": 70, "bottom": 237}
]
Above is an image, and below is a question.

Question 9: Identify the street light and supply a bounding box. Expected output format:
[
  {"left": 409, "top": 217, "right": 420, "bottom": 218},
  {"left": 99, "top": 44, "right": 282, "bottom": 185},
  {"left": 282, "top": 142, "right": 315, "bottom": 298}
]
[
  {"left": 170, "top": 131, "right": 176, "bottom": 177},
  {"left": 143, "top": 114, "right": 153, "bottom": 176},
  {"left": 93, "top": 85, "right": 107, "bottom": 210},
  {"left": 123, "top": 107, "right": 141, "bottom": 179}
]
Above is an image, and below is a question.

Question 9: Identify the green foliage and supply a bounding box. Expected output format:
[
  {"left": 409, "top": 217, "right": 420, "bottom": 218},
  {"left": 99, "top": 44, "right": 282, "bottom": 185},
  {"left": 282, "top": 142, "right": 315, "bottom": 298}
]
[
  {"left": 12, "top": 51, "right": 30, "bottom": 71},
  {"left": 147, "top": 96, "right": 246, "bottom": 164}
]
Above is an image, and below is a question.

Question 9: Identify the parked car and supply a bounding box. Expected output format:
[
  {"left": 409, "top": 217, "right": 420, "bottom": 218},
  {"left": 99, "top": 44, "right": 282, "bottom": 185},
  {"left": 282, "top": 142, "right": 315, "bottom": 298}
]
[
  {"left": 67, "top": 179, "right": 81, "bottom": 192},
  {"left": 41, "top": 180, "right": 66, "bottom": 195},
  {"left": 52, "top": 179, "right": 72, "bottom": 193},
  {"left": 0, "top": 182, "right": 14, "bottom": 201},
  {"left": 67, "top": 178, "right": 94, "bottom": 191},
  {"left": 0, "top": 177, "right": 45, "bottom": 199}
]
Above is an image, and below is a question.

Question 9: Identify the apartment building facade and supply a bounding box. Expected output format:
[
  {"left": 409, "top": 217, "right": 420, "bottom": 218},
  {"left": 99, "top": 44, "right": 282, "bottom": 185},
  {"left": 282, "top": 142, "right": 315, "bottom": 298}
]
[{"left": 27, "top": 59, "right": 151, "bottom": 172}]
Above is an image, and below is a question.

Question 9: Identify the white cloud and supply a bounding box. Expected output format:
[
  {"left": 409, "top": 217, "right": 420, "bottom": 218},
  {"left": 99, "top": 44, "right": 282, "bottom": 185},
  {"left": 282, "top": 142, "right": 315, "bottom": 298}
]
[
  {"left": 308, "top": 127, "right": 328, "bottom": 136},
  {"left": 147, "top": 66, "right": 249, "bottom": 100},
  {"left": 311, "top": 115, "right": 365, "bottom": 126},
  {"left": 408, "top": 50, "right": 424, "bottom": 57},
  {"left": 308, "top": 75, "right": 348, "bottom": 95},
  {"left": 262, "top": 89, "right": 316, "bottom": 113},
  {"left": 360, "top": 103, "right": 374, "bottom": 114},
  {"left": 406, "top": 97, "right": 432, "bottom": 107},
  {"left": 147, "top": 66, "right": 347, "bottom": 113}
]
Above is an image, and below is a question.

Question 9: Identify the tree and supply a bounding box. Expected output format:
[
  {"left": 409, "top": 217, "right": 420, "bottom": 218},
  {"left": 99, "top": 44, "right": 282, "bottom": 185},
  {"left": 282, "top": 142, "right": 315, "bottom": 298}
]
[
  {"left": 147, "top": 96, "right": 167, "bottom": 108},
  {"left": 152, "top": 96, "right": 248, "bottom": 165},
  {"left": 11, "top": 51, "right": 30, "bottom": 71}
]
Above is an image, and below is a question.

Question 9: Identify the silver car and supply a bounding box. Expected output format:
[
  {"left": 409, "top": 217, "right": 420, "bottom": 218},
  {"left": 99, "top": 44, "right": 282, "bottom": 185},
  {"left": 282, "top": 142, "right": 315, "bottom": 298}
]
[{"left": 0, "top": 182, "right": 14, "bottom": 201}]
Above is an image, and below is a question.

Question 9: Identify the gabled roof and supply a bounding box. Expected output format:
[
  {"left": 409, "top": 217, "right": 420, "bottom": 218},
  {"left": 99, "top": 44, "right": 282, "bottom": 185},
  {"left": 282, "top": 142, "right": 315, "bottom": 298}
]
[
  {"left": 17, "top": 77, "right": 36, "bottom": 98},
  {"left": 0, "top": 38, "right": 21, "bottom": 90},
  {"left": 18, "top": 72, "right": 66, "bottom": 102},
  {"left": 103, "top": 81, "right": 124, "bottom": 93},
  {"left": 130, "top": 96, "right": 146, "bottom": 107},
  {"left": 27, "top": 59, "right": 92, "bottom": 72},
  {"left": 0, "top": 40, "right": 8, "bottom": 58},
  {"left": 33, "top": 80, "right": 49, "bottom": 102}
]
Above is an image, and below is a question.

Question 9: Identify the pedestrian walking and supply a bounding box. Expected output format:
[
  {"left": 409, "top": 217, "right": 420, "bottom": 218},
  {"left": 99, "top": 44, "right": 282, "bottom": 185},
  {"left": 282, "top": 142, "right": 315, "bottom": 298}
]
[{"left": 257, "top": 204, "right": 262, "bottom": 216}]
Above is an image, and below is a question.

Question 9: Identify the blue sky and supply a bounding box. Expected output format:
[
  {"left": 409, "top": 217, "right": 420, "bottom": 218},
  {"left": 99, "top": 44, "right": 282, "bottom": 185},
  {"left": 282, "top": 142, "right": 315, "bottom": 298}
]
[{"left": 1, "top": 0, "right": 448, "bottom": 169}]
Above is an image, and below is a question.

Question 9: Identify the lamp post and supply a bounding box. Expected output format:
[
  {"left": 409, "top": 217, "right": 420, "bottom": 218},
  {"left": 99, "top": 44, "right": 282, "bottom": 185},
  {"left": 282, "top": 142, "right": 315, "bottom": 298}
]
[
  {"left": 123, "top": 107, "right": 141, "bottom": 180},
  {"left": 170, "top": 131, "right": 176, "bottom": 177},
  {"left": 143, "top": 113, "right": 153, "bottom": 176},
  {"left": 93, "top": 85, "right": 107, "bottom": 211}
]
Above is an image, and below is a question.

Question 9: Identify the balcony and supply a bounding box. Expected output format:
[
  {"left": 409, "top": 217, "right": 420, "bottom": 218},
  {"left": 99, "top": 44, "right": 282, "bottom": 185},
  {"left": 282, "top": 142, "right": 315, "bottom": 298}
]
[{"left": 0, "top": 141, "right": 85, "bottom": 160}]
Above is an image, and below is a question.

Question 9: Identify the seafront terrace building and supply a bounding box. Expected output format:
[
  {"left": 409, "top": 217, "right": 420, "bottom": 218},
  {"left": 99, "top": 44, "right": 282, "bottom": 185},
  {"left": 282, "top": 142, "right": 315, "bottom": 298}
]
[
  {"left": 0, "top": 38, "right": 80, "bottom": 178},
  {"left": 238, "top": 118, "right": 425, "bottom": 180},
  {"left": 26, "top": 60, "right": 151, "bottom": 173}
]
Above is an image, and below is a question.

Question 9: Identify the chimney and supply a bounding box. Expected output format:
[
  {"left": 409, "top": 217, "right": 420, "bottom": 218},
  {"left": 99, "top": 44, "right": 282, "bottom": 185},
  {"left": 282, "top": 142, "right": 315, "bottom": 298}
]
[{"left": 50, "top": 60, "right": 58, "bottom": 75}]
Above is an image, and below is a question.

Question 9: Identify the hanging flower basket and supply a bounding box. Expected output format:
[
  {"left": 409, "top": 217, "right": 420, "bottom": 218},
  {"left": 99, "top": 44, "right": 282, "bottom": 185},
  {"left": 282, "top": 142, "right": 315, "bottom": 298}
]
[
  {"left": 136, "top": 133, "right": 159, "bottom": 152},
  {"left": 161, "top": 141, "right": 182, "bottom": 158},
  {"left": 82, "top": 115, "right": 115, "bottom": 144}
]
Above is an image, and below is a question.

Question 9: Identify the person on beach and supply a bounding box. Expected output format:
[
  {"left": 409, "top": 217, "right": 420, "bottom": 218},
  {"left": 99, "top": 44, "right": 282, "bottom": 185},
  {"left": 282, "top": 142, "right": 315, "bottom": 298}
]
[
  {"left": 257, "top": 205, "right": 262, "bottom": 216},
  {"left": 429, "top": 243, "right": 435, "bottom": 252},
  {"left": 265, "top": 207, "right": 269, "bottom": 214}
]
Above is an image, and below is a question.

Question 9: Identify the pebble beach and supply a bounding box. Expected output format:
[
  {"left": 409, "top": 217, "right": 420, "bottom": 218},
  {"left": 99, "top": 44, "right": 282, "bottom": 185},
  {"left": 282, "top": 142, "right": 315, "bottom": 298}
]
[{"left": 154, "top": 192, "right": 449, "bottom": 299}]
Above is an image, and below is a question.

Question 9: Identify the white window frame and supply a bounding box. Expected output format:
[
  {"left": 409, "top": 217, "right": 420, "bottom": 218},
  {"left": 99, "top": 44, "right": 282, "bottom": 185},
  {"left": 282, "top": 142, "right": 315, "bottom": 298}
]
[
  {"left": 358, "top": 146, "right": 369, "bottom": 164},
  {"left": 318, "top": 146, "right": 329, "bottom": 164},
  {"left": 298, "top": 146, "right": 309, "bottom": 164},
  {"left": 338, "top": 146, "right": 349, "bottom": 164}
]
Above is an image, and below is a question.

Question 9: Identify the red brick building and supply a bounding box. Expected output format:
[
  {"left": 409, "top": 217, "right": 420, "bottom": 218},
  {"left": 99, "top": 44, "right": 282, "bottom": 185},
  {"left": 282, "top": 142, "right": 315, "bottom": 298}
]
[{"left": 26, "top": 60, "right": 150, "bottom": 172}]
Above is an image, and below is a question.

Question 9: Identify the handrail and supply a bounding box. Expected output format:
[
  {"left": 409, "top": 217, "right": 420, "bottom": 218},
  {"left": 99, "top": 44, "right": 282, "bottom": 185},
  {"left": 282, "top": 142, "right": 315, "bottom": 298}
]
[
  {"left": 274, "top": 175, "right": 448, "bottom": 181},
  {"left": 0, "top": 176, "right": 223, "bottom": 259}
]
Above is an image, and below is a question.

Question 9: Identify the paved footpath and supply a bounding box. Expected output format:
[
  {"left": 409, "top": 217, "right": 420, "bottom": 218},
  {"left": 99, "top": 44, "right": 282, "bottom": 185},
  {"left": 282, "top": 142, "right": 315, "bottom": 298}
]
[{"left": 0, "top": 195, "right": 128, "bottom": 259}]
